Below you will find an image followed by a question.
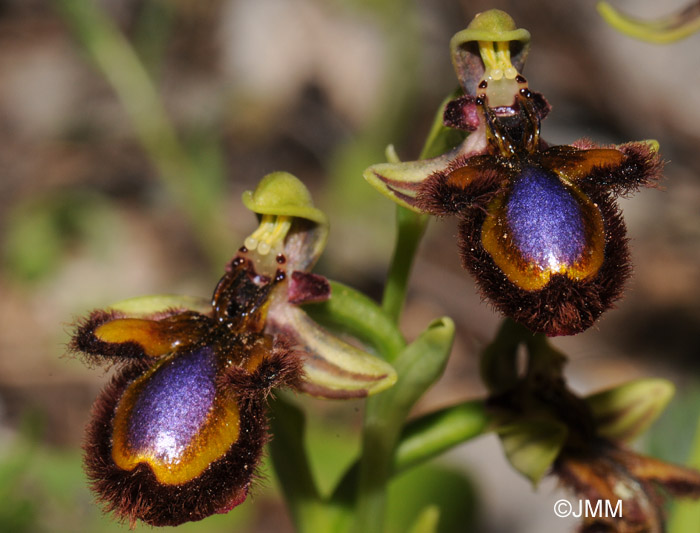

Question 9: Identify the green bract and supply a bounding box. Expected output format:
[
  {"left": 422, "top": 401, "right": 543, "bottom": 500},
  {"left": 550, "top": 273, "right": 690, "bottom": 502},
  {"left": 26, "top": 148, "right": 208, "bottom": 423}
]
[{"left": 586, "top": 378, "right": 675, "bottom": 443}]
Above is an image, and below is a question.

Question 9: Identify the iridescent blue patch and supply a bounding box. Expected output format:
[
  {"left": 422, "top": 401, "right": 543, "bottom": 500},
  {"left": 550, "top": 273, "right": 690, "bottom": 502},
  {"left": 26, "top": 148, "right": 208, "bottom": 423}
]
[
  {"left": 506, "top": 167, "right": 585, "bottom": 269},
  {"left": 129, "top": 346, "right": 217, "bottom": 462}
]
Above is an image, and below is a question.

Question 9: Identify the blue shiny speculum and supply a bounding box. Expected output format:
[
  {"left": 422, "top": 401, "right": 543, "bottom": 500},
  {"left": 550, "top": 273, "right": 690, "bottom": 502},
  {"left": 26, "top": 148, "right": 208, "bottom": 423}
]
[
  {"left": 129, "top": 346, "right": 218, "bottom": 463},
  {"left": 506, "top": 166, "right": 585, "bottom": 271}
]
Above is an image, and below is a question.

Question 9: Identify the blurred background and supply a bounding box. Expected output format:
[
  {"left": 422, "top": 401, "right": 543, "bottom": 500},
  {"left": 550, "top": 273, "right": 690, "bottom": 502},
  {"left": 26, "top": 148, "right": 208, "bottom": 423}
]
[{"left": 0, "top": 0, "right": 698, "bottom": 531}]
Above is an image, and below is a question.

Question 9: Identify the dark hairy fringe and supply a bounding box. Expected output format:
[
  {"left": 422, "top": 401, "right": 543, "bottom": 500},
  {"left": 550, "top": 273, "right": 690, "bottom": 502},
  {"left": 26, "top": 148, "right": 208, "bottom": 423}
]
[
  {"left": 83, "top": 360, "right": 268, "bottom": 527},
  {"left": 68, "top": 310, "right": 146, "bottom": 366},
  {"left": 417, "top": 165, "right": 506, "bottom": 216},
  {"left": 218, "top": 338, "right": 303, "bottom": 401},
  {"left": 68, "top": 307, "right": 195, "bottom": 366},
  {"left": 457, "top": 190, "right": 630, "bottom": 336},
  {"left": 579, "top": 141, "right": 665, "bottom": 197}
]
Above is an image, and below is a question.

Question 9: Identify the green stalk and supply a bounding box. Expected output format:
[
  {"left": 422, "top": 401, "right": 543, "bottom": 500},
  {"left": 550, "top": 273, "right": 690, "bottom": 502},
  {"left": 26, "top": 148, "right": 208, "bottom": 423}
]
[
  {"left": 379, "top": 90, "right": 465, "bottom": 323},
  {"left": 669, "top": 414, "right": 700, "bottom": 533},
  {"left": 268, "top": 395, "right": 331, "bottom": 533},
  {"left": 381, "top": 207, "right": 429, "bottom": 323},
  {"left": 354, "top": 318, "right": 455, "bottom": 533},
  {"left": 354, "top": 91, "right": 469, "bottom": 533}
]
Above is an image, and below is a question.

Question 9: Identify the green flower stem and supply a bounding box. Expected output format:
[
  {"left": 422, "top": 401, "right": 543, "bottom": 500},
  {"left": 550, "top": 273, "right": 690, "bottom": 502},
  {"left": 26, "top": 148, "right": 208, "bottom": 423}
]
[
  {"left": 480, "top": 318, "right": 535, "bottom": 394},
  {"left": 393, "top": 400, "right": 491, "bottom": 474},
  {"left": 669, "top": 413, "right": 700, "bottom": 533},
  {"left": 381, "top": 207, "right": 429, "bottom": 323},
  {"left": 524, "top": 331, "right": 566, "bottom": 381},
  {"left": 352, "top": 92, "right": 470, "bottom": 533},
  {"left": 268, "top": 395, "right": 331, "bottom": 533},
  {"left": 304, "top": 281, "right": 405, "bottom": 363},
  {"left": 55, "top": 0, "right": 231, "bottom": 268},
  {"left": 354, "top": 318, "right": 455, "bottom": 533},
  {"left": 380, "top": 91, "right": 466, "bottom": 323}
]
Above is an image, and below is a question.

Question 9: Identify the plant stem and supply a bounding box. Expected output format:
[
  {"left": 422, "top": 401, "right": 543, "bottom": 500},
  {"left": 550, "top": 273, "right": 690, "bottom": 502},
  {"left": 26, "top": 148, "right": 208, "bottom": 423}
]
[
  {"left": 268, "top": 395, "right": 330, "bottom": 533},
  {"left": 381, "top": 207, "right": 428, "bottom": 323},
  {"left": 355, "top": 91, "right": 470, "bottom": 533},
  {"left": 354, "top": 318, "right": 455, "bottom": 533},
  {"left": 378, "top": 91, "right": 465, "bottom": 324},
  {"left": 669, "top": 413, "right": 700, "bottom": 533}
]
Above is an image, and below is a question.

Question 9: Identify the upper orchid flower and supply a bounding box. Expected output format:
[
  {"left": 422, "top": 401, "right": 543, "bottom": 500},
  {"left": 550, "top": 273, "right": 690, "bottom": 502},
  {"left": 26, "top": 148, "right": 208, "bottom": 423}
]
[
  {"left": 69, "top": 172, "right": 396, "bottom": 526},
  {"left": 365, "top": 10, "right": 663, "bottom": 336}
]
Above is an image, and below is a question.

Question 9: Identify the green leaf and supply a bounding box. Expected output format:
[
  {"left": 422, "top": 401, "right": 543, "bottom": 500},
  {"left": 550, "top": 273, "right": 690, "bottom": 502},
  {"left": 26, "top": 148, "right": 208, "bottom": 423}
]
[
  {"left": 387, "top": 464, "right": 478, "bottom": 533},
  {"left": 304, "top": 281, "right": 405, "bottom": 362},
  {"left": 366, "top": 317, "right": 455, "bottom": 428},
  {"left": 496, "top": 419, "right": 568, "bottom": 486},
  {"left": 394, "top": 400, "right": 491, "bottom": 474},
  {"left": 586, "top": 378, "right": 675, "bottom": 443}
]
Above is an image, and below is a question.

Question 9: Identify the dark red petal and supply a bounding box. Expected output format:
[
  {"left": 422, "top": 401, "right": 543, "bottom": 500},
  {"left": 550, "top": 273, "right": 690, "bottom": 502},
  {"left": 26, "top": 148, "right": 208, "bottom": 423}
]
[
  {"left": 287, "top": 271, "right": 331, "bottom": 305},
  {"left": 443, "top": 94, "right": 479, "bottom": 131}
]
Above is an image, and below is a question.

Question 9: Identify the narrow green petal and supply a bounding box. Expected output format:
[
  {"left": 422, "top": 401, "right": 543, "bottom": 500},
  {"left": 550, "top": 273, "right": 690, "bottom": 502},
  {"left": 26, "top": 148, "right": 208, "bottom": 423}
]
[
  {"left": 270, "top": 304, "right": 397, "bottom": 399},
  {"left": 597, "top": 1, "right": 700, "bottom": 44},
  {"left": 106, "top": 294, "right": 211, "bottom": 317},
  {"left": 586, "top": 378, "right": 675, "bottom": 443},
  {"left": 363, "top": 148, "right": 460, "bottom": 212},
  {"left": 496, "top": 419, "right": 568, "bottom": 486}
]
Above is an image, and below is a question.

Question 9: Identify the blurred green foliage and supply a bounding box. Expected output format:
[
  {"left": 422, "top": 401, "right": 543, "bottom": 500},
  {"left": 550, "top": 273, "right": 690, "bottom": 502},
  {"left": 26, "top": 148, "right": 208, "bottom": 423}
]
[{"left": 3, "top": 191, "right": 117, "bottom": 283}]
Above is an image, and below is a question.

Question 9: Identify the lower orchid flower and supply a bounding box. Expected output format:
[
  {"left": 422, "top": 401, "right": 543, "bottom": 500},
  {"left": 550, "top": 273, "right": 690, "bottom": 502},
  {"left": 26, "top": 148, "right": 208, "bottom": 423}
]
[
  {"left": 68, "top": 172, "right": 396, "bottom": 526},
  {"left": 483, "top": 329, "right": 700, "bottom": 533}
]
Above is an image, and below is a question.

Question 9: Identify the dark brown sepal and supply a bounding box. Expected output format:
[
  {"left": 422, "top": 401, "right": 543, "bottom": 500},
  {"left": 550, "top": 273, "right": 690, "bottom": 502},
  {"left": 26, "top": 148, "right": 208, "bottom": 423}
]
[
  {"left": 84, "top": 361, "right": 268, "bottom": 527},
  {"left": 555, "top": 443, "right": 700, "bottom": 533},
  {"left": 458, "top": 190, "right": 630, "bottom": 335}
]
